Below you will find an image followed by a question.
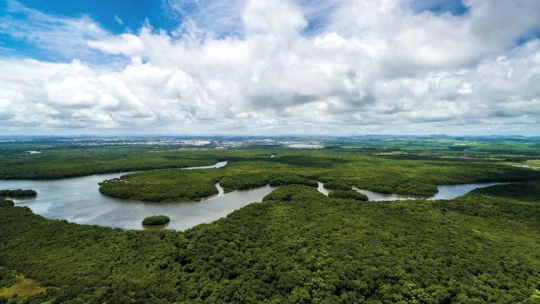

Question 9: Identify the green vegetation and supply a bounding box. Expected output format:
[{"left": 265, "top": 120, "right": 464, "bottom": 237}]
[
  {"left": 0, "top": 147, "right": 220, "bottom": 180},
  {"left": 527, "top": 160, "right": 540, "bottom": 166},
  {"left": 99, "top": 169, "right": 222, "bottom": 202},
  {"left": 262, "top": 184, "right": 328, "bottom": 202},
  {"left": 0, "top": 275, "right": 45, "bottom": 302},
  {"left": 142, "top": 215, "right": 171, "bottom": 226},
  {"left": 99, "top": 150, "right": 540, "bottom": 201},
  {"left": 219, "top": 173, "right": 271, "bottom": 190},
  {"left": 325, "top": 135, "right": 540, "bottom": 161},
  {"left": 2, "top": 138, "right": 540, "bottom": 197},
  {"left": 0, "top": 266, "right": 45, "bottom": 303},
  {"left": 220, "top": 172, "right": 318, "bottom": 190},
  {"left": 2, "top": 137, "right": 540, "bottom": 302},
  {"left": 0, "top": 267, "right": 20, "bottom": 288},
  {"left": 0, "top": 199, "right": 14, "bottom": 208},
  {"left": 269, "top": 174, "right": 318, "bottom": 188},
  {"left": 0, "top": 190, "right": 36, "bottom": 198},
  {"left": 328, "top": 190, "right": 369, "bottom": 201},
  {"left": 1, "top": 182, "right": 540, "bottom": 303},
  {"left": 100, "top": 161, "right": 321, "bottom": 202},
  {"left": 323, "top": 180, "right": 352, "bottom": 190}
]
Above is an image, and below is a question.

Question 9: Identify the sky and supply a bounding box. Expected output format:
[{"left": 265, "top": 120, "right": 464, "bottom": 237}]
[{"left": 0, "top": 0, "right": 539, "bottom": 136}]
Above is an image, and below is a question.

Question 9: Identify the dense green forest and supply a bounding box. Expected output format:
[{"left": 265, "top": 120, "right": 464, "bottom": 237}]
[
  {"left": 0, "top": 267, "right": 19, "bottom": 289},
  {"left": 0, "top": 190, "right": 37, "bottom": 198},
  {"left": 0, "top": 199, "right": 14, "bottom": 208},
  {"left": 99, "top": 169, "right": 223, "bottom": 202},
  {"left": 142, "top": 216, "right": 171, "bottom": 226},
  {"left": 0, "top": 148, "right": 221, "bottom": 180},
  {"left": 2, "top": 140, "right": 540, "bottom": 303},
  {"left": 328, "top": 190, "right": 369, "bottom": 201},
  {"left": 1, "top": 182, "right": 540, "bottom": 303},
  {"left": 99, "top": 152, "right": 540, "bottom": 201}
]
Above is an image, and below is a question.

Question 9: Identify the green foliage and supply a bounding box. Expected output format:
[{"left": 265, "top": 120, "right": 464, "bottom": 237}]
[
  {"left": 470, "top": 181, "right": 540, "bottom": 202},
  {"left": 0, "top": 267, "right": 20, "bottom": 289},
  {"left": 220, "top": 173, "right": 270, "bottom": 190},
  {"left": 0, "top": 147, "right": 220, "bottom": 180},
  {"left": 328, "top": 190, "right": 369, "bottom": 201},
  {"left": 103, "top": 149, "right": 540, "bottom": 201},
  {"left": 100, "top": 151, "right": 540, "bottom": 201},
  {"left": 220, "top": 172, "right": 318, "bottom": 190},
  {"left": 99, "top": 169, "right": 222, "bottom": 202},
  {"left": 1, "top": 181, "right": 540, "bottom": 303},
  {"left": 142, "top": 215, "right": 170, "bottom": 226},
  {"left": 0, "top": 199, "right": 14, "bottom": 208},
  {"left": 0, "top": 190, "right": 36, "bottom": 198},
  {"left": 323, "top": 180, "right": 351, "bottom": 190},
  {"left": 3, "top": 144, "right": 540, "bottom": 197},
  {"left": 100, "top": 164, "right": 320, "bottom": 202},
  {"left": 268, "top": 174, "right": 318, "bottom": 188},
  {"left": 262, "top": 185, "right": 328, "bottom": 202},
  {"left": 3, "top": 142, "right": 540, "bottom": 302}
]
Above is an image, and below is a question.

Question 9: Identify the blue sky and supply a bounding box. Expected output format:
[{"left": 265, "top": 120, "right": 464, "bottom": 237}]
[
  {"left": 0, "top": 0, "right": 540, "bottom": 135},
  {"left": 3, "top": 0, "right": 168, "bottom": 32},
  {"left": 0, "top": 0, "right": 176, "bottom": 62}
]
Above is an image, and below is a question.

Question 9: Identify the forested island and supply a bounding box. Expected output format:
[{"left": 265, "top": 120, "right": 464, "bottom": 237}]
[
  {"left": 142, "top": 215, "right": 171, "bottom": 226},
  {"left": 0, "top": 190, "right": 37, "bottom": 198},
  {"left": 328, "top": 190, "right": 369, "bottom": 201},
  {"left": 97, "top": 149, "right": 539, "bottom": 202},
  {"left": 1, "top": 137, "right": 540, "bottom": 303}
]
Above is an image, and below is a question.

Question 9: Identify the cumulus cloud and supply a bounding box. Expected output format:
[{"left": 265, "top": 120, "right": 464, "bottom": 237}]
[{"left": 0, "top": 0, "right": 539, "bottom": 135}]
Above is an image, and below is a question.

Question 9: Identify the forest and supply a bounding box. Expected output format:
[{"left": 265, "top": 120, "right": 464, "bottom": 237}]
[
  {"left": 98, "top": 152, "right": 540, "bottom": 202},
  {"left": 0, "top": 190, "right": 37, "bottom": 198},
  {"left": 1, "top": 182, "right": 540, "bottom": 303},
  {"left": 0, "top": 199, "right": 14, "bottom": 208},
  {"left": 0, "top": 147, "right": 221, "bottom": 180},
  {"left": 142, "top": 216, "right": 171, "bottom": 226},
  {"left": 328, "top": 190, "right": 369, "bottom": 201},
  {"left": 1, "top": 139, "right": 540, "bottom": 303}
]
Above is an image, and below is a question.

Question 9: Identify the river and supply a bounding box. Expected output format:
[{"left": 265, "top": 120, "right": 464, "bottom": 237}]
[
  {"left": 0, "top": 162, "right": 274, "bottom": 231},
  {"left": 0, "top": 161, "right": 504, "bottom": 230},
  {"left": 349, "top": 183, "right": 505, "bottom": 201}
]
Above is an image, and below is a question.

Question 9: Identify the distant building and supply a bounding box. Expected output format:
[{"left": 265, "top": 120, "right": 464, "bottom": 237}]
[{"left": 215, "top": 146, "right": 227, "bottom": 150}]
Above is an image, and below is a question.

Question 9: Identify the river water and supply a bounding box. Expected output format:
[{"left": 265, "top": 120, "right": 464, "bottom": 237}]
[
  {"left": 350, "top": 183, "right": 505, "bottom": 201},
  {"left": 0, "top": 162, "right": 274, "bottom": 231},
  {"left": 0, "top": 161, "right": 504, "bottom": 230}
]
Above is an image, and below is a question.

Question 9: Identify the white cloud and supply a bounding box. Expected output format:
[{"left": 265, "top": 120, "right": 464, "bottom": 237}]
[
  {"left": 164, "top": 0, "right": 246, "bottom": 36},
  {"left": 0, "top": 0, "right": 540, "bottom": 135},
  {"left": 87, "top": 34, "right": 145, "bottom": 56}
]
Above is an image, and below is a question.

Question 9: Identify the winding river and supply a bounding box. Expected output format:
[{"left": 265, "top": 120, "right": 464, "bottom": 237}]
[
  {"left": 0, "top": 161, "right": 504, "bottom": 231},
  {"left": 0, "top": 162, "right": 275, "bottom": 231}
]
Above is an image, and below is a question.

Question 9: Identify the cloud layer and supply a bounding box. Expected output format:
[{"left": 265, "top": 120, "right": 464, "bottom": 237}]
[{"left": 1, "top": 0, "right": 540, "bottom": 135}]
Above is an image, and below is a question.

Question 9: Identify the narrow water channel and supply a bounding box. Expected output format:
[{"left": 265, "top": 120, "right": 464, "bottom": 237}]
[{"left": 327, "top": 183, "right": 504, "bottom": 201}]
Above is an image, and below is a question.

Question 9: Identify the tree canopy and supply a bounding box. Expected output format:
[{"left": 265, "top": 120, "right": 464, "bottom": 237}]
[
  {"left": 1, "top": 181, "right": 540, "bottom": 303},
  {"left": 142, "top": 215, "right": 170, "bottom": 226}
]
